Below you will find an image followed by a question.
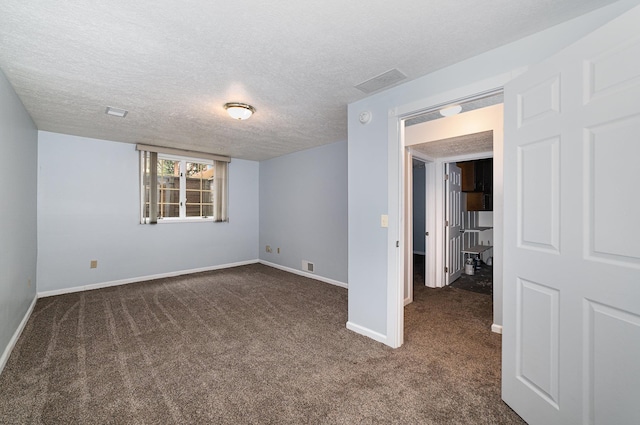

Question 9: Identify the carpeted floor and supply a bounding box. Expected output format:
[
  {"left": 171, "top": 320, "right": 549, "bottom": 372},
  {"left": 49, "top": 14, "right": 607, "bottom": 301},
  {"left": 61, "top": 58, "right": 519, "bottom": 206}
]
[
  {"left": 0, "top": 264, "right": 524, "bottom": 424},
  {"left": 450, "top": 264, "right": 493, "bottom": 296},
  {"left": 414, "top": 253, "right": 493, "bottom": 296}
]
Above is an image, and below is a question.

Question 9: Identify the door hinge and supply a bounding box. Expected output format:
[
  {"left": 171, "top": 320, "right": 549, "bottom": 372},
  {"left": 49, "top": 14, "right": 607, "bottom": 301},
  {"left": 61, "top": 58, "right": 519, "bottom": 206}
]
[
  {"left": 444, "top": 266, "right": 448, "bottom": 273},
  {"left": 445, "top": 174, "right": 449, "bottom": 181},
  {"left": 425, "top": 231, "right": 429, "bottom": 236},
  {"left": 445, "top": 220, "right": 449, "bottom": 226}
]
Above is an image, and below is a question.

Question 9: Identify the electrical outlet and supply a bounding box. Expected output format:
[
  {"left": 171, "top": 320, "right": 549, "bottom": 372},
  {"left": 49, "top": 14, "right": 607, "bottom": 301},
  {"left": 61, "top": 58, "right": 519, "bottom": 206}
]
[
  {"left": 90, "top": 260, "right": 98, "bottom": 269},
  {"left": 277, "top": 248, "right": 280, "bottom": 254},
  {"left": 381, "top": 214, "right": 389, "bottom": 228},
  {"left": 266, "top": 245, "right": 272, "bottom": 253}
]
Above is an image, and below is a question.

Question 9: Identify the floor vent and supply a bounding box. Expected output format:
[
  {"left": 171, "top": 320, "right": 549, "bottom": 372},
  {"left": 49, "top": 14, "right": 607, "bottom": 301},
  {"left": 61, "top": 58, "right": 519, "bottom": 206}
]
[{"left": 302, "top": 260, "right": 314, "bottom": 273}]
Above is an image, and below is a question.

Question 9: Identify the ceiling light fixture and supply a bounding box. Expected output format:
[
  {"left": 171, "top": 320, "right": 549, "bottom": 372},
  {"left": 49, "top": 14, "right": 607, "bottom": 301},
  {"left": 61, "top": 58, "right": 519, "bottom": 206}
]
[
  {"left": 439, "top": 105, "right": 462, "bottom": 117},
  {"left": 105, "top": 106, "right": 128, "bottom": 118},
  {"left": 224, "top": 102, "right": 255, "bottom": 120}
]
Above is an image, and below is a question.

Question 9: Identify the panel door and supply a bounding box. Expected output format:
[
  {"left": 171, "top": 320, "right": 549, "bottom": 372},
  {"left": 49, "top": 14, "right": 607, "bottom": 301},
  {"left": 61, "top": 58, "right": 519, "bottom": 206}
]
[
  {"left": 502, "top": 5, "right": 640, "bottom": 424},
  {"left": 404, "top": 149, "right": 414, "bottom": 305},
  {"left": 446, "top": 163, "right": 463, "bottom": 284}
]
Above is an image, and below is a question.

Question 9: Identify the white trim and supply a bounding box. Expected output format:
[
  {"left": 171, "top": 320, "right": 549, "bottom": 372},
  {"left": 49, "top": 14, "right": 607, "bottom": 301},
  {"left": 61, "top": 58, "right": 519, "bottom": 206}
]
[
  {"left": 155, "top": 217, "right": 216, "bottom": 224},
  {"left": 0, "top": 295, "right": 37, "bottom": 375},
  {"left": 424, "top": 161, "right": 436, "bottom": 288},
  {"left": 346, "top": 321, "right": 388, "bottom": 345},
  {"left": 491, "top": 324, "right": 503, "bottom": 334},
  {"left": 37, "top": 260, "right": 260, "bottom": 298},
  {"left": 404, "top": 148, "right": 413, "bottom": 307},
  {"left": 258, "top": 260, "right": 348, "bottom": 289},
  {"left": 387, "top": 108, "right": 404, "bottom": 349},
  {"left": 433, "top": 160, "right": 446, "bottom": 288}
]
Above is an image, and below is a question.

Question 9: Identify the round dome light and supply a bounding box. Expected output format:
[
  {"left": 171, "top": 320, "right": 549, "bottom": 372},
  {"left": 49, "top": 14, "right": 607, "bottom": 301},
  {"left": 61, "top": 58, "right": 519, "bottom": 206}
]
[
  {"left": 224, "top": 102, "right": 255, "bottom": 120},
  {"left": 439, "top": 105, "right": 462, "bottom": 117}
]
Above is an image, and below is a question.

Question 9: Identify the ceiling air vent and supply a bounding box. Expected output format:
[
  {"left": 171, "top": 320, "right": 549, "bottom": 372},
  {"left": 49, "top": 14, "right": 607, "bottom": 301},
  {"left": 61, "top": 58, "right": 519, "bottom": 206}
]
[
  {"left": 105, "top": 106, "right": 128, "bottom": 118},
  {"left": 355, "top": 68, "right": 407, "bottom": 94}
]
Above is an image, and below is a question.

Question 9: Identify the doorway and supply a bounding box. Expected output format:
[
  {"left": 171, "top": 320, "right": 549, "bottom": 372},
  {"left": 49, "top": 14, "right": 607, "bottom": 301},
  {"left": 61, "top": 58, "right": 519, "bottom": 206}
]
[
  {"left": 411, "top": 157, "right": 428, "bottom": 298},
  {"left": 402, "top": 93, "right": 504, "bottom": 334},
  {"left": 450, "top": 157, "right": 494, "bottom": 296}
]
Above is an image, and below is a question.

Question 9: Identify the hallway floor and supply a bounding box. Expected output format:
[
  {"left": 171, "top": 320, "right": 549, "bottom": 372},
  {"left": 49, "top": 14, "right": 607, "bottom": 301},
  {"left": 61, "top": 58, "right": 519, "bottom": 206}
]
[{"left": 413, "top": 254, "right": 493, "bottom": 296}]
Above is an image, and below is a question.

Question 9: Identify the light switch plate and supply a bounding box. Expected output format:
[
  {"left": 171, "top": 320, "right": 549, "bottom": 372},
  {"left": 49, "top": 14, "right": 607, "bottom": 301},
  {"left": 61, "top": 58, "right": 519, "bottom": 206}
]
[{"left": 381, "top": 214, "right": 389, "bottom": 228}]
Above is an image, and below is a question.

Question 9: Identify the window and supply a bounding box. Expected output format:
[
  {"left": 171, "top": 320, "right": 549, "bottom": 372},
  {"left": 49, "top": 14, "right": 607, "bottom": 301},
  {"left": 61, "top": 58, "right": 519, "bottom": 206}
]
[{"left": 137, "top": 145, "right": 229, "bottom": 223}]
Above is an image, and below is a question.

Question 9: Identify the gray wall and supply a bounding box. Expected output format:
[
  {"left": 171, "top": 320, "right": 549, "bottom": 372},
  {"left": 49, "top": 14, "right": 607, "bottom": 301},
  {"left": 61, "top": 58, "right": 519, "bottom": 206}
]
[
  {"left": 347, "top": 0, "right": 635, "bottom": 340},
  {"left": 37, "top": 131, "right": 259, "bottom": 293},
  {"left": 412, "top": 166, "right": 426, "bottom": 254},
  {"left": 0, "top": 69, "right": 38, "bottom": 366},
  {"left": 259, "top": 141, "right": 348, "bottom": 284}
]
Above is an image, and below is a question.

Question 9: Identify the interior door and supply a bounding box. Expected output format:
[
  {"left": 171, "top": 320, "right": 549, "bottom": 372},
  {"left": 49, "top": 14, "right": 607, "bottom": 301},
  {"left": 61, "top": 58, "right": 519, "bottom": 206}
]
[
  {"left": 404, "top": 149, "right": 414, "bottom": 305},
  {"left": 503, "top": 5, "right": 640, "bottom": 424},
  {"left": 445, "top": 163, "right": 463, "bottom": 284}
]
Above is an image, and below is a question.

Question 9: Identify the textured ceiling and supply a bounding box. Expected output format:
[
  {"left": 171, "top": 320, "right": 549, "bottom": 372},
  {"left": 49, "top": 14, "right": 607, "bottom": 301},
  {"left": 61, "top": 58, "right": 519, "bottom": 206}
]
[
  {"left": 412, "top": 131, "right": 494, "bottom": 159},
  {"left": 0, "top": 0, "right": 618, "bottom": 161}
]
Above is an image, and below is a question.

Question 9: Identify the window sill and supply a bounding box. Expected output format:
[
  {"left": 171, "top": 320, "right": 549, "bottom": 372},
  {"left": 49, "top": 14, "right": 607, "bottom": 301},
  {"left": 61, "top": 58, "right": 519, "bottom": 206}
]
[{"left": 154, "top": 218, "right": 215, "bottom": 224}]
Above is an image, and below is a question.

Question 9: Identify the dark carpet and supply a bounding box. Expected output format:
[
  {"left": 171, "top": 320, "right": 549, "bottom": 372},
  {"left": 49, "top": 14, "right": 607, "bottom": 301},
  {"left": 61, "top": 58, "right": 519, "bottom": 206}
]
[
  {"left": 0, "top": 263, "right": 524, "bottom": 424},
  {"left": 450, "top": 264, "right": 493, "bottom": 296}
]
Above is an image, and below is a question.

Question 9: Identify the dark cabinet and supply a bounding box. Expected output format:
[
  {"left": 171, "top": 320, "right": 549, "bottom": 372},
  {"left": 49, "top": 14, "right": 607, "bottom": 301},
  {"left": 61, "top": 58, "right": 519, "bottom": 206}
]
[
  {"left": 457, "top": 159, "right": 493, "bottom": 211},
  {"left": 459, "top": 162, "right": 476, "bottom": 192}
]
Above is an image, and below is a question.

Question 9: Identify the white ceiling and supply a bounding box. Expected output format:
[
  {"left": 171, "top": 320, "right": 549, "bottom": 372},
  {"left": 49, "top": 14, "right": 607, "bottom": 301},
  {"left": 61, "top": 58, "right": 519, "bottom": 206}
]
[
  {"left": 412, "top": 131, "right": 494, "bottom": 159},
  {"left": 0, "top": 0, "right": 617, "bottom": 161}
]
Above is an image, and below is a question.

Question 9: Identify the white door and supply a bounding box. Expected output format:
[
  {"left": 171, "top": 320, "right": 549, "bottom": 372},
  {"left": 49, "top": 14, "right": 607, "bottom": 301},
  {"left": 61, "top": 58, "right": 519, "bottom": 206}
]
[
  {"left": 445, "top": 163, "right": 463, "bottom": 284},
  {"left": 503, "top": 5, "right": 640, "bottom": 424},
  {"left": 404, "top": 149, "right": 414, "bottom": 305}
]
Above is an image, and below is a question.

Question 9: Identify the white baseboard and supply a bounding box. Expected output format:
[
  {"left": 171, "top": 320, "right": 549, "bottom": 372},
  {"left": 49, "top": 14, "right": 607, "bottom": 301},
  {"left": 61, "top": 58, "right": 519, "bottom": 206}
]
[
  {"left": 0, "top": 295, "right": 37, "bottom": 375},
  {"left": 346, "top": 321, "right": 388, "bottom": 345},
  {"left": 491, "top": 323, "right": 503, "bottom": 334},
  {"left": 37, "top": 259, "right": 260, "bottom": 298},
  {"left": 258, "top": 260, "right": 348, "bottom": 289}
]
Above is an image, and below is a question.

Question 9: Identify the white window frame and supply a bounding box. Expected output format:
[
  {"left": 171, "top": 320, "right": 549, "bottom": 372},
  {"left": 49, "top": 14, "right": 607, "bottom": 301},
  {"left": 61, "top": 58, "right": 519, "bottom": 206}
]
[{"left": 142, "top": 153, "right": 215, "bottom": 223}]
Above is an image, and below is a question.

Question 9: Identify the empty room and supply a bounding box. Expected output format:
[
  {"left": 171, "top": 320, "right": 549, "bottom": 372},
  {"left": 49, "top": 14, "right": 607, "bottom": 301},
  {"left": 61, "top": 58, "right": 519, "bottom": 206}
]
[{"left": 1, "top": 1, "right": 639, "bottom": 424}]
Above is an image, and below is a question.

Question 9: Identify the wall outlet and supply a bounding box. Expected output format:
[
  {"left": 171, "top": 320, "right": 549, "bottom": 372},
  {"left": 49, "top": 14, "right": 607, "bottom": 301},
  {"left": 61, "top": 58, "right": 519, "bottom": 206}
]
[
  {"left": 266, "top": 245, "right": 272, "bottom": 253},
  {"left": 277, "top": 247, "right": 280, "bottom": 254},
  {"left": 90, "top": 260, "right": 98, "bottom": 269},
  {"left": 381, "top": 214, "right": 389, "bottom": 228}
]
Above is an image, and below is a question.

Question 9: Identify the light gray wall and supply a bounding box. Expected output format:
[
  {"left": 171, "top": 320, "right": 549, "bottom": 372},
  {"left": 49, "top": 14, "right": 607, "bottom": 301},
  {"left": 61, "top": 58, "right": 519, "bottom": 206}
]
[
  {"left": 412, "top": 166, "right": 426, "bottom": 254},
  {"left": 37, "top": 131, "right": 259, "bottom": 293},
  {"left": 259, "top": 141, "right": 348, "bottom": 284},
  {"left": 0, "top": 69, "right": 38, "bottom": 363},
  {"left": 347, "top": 0, "right": 636, "bottom": 340}
]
